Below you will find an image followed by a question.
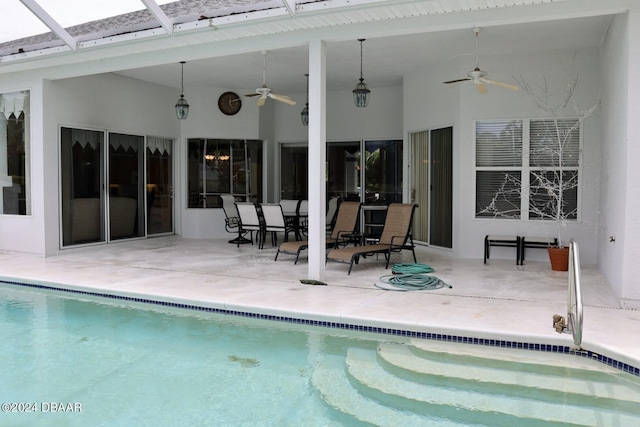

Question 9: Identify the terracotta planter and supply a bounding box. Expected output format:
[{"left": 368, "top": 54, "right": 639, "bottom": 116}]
[{"left": 548, "top": 246, "right": 569, "bottom": 271}]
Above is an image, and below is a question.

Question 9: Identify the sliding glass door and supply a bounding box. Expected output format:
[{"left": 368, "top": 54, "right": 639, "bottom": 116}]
[
  {"left": 108, "top": 133, "right": 144, "bottom": 240},
  {"left": 61, "top": 127, "right": 174, "bottom": 247},
  {"left": 60, "top": 128, "right": 105, "bottom": 246},
  {"left": 410, "top": 127, "right": 453, "bottom": 248},
  {"left": 146, "top": 137, "right": 173, "bottom": 235},
  {"left": 281, "top": 139, "right": 402, "bottom": 205}
]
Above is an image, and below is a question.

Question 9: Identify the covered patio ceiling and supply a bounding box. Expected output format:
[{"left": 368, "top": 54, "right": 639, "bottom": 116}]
[{"left": 0, "top": 0, "right": 623, "bottom": 95}]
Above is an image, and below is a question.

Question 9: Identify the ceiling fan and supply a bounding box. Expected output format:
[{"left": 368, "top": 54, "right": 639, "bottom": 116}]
[
  {"left": 443, "top": 27, "right": 519, "bottom": 94},
  {"left": 245, "top": 51, "right": 296, "bottom": 107}
]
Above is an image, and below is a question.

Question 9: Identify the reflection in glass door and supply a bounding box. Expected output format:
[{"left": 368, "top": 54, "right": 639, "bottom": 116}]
[
  {"left": 363, "top": 140, "right": 402, "bottom": 205},
  {"left": 146, "top": 137, "right": 173, "bottom": 235},
  {"left": 108, "top": 133, "right": 144, "bottom": 240},
  {"left": 60, "top": 127, "right": 105, "bottom": 246},
  {"left": 280, "top": 144, "right": 308, "bottom": 200}
]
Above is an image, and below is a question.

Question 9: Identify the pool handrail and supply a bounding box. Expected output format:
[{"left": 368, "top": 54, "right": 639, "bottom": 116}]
[{"left": 567, "top": 239, "right": 583, "bottom": 348}]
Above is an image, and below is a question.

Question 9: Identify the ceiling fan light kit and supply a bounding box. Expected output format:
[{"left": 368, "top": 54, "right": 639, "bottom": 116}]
[
  {"left": 353, "top": 38, "right": 371, "bottom": 107},
  {"left": 443, "top": 27, "right": 519, "bottom": 94},
  {"left": 175, "top": 61, "right": 190, "bottom": 120},
  {"left": 245, "top": 51, "right": 297, "bottom": 107}
]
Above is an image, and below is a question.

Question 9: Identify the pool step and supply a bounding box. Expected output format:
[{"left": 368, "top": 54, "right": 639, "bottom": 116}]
[
  {"left": 378, "top": 341, "right": 640, "bottom": 405},
  {"left": 310, "top": 354, "right": 458, "bottom": 426},
  {"left": 346, "top": 347, "right": 640, "bottom": 426},
  {"left": 409, "top": 338, "right": 631, "bottom": 378},
  {"left": 311, "top": 340, "right": 640, "bottom": 426}
]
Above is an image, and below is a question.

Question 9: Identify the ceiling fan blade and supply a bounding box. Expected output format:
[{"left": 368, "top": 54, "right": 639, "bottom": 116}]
[
  {"left": 483, "top": 78, "right": 519, "bottom": 91},
  {"left": 244, "top": 93, "right": 261, "bottom": 97},
  {"left": 269, "top": 93, "right": 297, "bottom": 105},
  {"left": 443, "top": 78, "right": 471, "bottom": 84},
  {"left": 257, "top": 96, "right": 266, "bottom": 107},
  {"left": 475, "top": 81, "right": 488, "bottom": 94}
]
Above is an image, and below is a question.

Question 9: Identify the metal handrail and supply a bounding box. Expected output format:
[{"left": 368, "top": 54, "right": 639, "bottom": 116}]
[{"left": 566, "top": 239, "right": 583, "bottom": 348}]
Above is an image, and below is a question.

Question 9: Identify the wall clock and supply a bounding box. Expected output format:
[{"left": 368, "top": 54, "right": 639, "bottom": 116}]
[{"left": 218, "top": 91, "right": 242, "bottom": 115}]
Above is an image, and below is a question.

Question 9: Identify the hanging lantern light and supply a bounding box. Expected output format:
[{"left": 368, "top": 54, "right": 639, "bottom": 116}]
[
  {"left": 300, "top": 73, "right": 309, "bottom": 126},
  {"left": 352, "top": 39, "right": 371, "bottom": 108},
  {"left": 175, "top": 61, "right": 190, "bottom": 120}
]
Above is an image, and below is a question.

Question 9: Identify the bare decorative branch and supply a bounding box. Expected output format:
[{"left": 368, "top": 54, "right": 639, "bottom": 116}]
[{"left": 477, "top": 71, "right": 599, "bottom": 247}]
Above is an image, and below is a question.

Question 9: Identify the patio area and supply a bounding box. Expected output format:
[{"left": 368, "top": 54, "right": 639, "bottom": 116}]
[{"left": 1, "top": 235, "right": 638, "bottom": 369}]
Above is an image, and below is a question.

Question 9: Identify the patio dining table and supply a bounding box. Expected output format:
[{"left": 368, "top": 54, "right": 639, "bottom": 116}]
[{"left": 282, "top": 210, "right": 308, "bottom": 241}]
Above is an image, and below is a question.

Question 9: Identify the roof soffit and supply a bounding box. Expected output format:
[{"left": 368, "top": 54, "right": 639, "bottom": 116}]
[{"left": 0, "top": 0, "right": 628, "bottom": 82}]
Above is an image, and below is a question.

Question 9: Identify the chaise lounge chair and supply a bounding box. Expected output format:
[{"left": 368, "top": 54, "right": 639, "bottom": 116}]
[
  {"left": 275, "top": 201, "right": 362, "bottom": 264},
  {"left": 326, "top": 203, "right": 418, "bottom": 274}
]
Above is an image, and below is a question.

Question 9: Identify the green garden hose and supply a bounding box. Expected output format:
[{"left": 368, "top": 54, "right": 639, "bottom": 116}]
[
  {"left": 375, "top": 263, "right": 451, "bottom": 291},
  {"left": 391, "top": 263, "right": 434, "bottom": 274}
]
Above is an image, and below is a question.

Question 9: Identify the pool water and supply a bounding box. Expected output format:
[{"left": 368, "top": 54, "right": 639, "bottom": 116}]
[{"left": 1, "top": 283, "right": 639, "bottom": 426}]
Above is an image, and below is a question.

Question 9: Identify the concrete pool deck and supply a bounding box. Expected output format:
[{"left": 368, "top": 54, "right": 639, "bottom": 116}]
[{"left": 1, "top": 236, "right": 638, "bottom": 370}]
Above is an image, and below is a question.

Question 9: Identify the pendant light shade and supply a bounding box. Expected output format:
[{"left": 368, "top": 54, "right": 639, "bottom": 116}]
[
  {"left": 352, "top": 39, "right": 370, "bottom": 108},
  {"left": 301, "top": 73, "right": 309, "bottom": 126},
  {"left": 175, "top": 61, "right": 190, "bottom": 120}
]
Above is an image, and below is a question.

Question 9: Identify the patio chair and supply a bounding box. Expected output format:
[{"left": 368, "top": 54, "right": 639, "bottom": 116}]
[
  {"left": 221, "top": 194, "right": 250, "bottom": 244},
  {"left": 260, "top": 203, "right": 295, "bottom": 248},
  {"left": 326, "top": 196, "right": 341, "bottom": 233},
  {"left": 326, "top": 203, "right": 418, "bottom": 274},
  {"left": 235, "top": 202, "right": 265, "bottom": 248},
  {"left": 275, "top": 201, "right": 362, "bottom": 264},
  {"left": 280, "top": 199, "right": 303, "bottom": 240},
  {"left": 297, "top": 200, "right": 309, "bottom": 237}
]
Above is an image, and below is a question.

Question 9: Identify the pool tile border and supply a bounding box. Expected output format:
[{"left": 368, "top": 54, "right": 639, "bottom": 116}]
[{"left": 5, "top": 279, "right": 639, "bottom": 377}]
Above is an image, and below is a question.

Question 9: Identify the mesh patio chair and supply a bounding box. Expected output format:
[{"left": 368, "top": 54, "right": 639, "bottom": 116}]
[
  {"left": 260, "top": 203, "right": 295, "bottom": 248},
  {"left": 297, "top": 200, "right": 309, "bottom": 237},
  {"left": 235, "top": 202, "right": 265, "bottom": 248},
  {"left": 326, "top": 196, "right": 341, "bottom": 233},
  {"left": 275, "top": 201, "right": 362, "bottom": 264},
  {"left": 326, "top": 203, "right": 418, "bottom": 274},
  {"left": 221, "top": 194, "right": 250, "bottom": 244}
]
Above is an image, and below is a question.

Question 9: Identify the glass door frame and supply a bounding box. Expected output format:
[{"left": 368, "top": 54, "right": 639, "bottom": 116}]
[{"left": 60, "top": 126, "right": 175, "bottom": 248}]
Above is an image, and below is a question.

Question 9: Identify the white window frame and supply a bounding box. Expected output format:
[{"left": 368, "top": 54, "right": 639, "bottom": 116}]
[{"left": 475, "top": 118, "right": 582, "bottom": 221}]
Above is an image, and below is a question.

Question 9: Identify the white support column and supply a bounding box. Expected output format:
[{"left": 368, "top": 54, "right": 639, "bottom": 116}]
[{"left": 307, "top": 40, "right": 327, "bottom": 280}]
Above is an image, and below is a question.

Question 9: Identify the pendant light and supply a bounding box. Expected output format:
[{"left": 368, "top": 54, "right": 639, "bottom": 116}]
[
  {"left": 175, "top": 61, "right": 190, "bottom": 120},
  {"left": 300, "top": 73, "right": 309, "bottom": 126},
  {"left": 352, "top": 39, "right": 371, "bottom": 108}
]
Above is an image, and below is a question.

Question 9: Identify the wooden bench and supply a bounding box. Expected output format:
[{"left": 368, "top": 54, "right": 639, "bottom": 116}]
[
  {"left": 484, "top": 235, "right": 520, "bottom": 264},
  {"left": 519, "top": 236, "right": 558, "bottom": 265}
]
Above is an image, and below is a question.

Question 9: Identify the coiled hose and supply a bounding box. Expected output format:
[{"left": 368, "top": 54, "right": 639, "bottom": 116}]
[{"left": 375, "top": 263, "right": 451, "bottom": 291}]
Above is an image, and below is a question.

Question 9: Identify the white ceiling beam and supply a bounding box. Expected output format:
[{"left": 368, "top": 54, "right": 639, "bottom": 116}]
[
  {"left": 140, "top": 0, "right": 174, "bottom": 35},
  {"left": 282, "top": 0, "right": 297, "bottom": 17},
  {"left": 19, "top": 0, "right": 77, "bottom": 51}
]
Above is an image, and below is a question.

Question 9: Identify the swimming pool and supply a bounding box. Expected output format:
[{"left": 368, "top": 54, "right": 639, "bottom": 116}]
[{"left": 1, "top": 282, "right": 639, "bottom": 426}]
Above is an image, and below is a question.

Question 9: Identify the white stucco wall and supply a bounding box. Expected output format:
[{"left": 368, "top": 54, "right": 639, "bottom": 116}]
[
  {"left": 403, "top": 48, "right": 602, "bottom": 265},
  {"left": 623, "top": 7, "right": 640, "bottom": 306},
  {"left": 274, "top": 85, "right": 403, "bottom": 143},
  {"left": 599, "top": 13, "right": 629, "bottom": 302},
  {"left": 600, "top": 8, "right": 640, "bottom": 307}
]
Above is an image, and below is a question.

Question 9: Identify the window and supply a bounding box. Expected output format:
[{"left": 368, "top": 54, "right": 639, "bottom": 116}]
[
  {"left": 281, "top": 139, "right": 403, "bottom": 205},
  {"left": 0, "top": 90, "right": 30, "bottom": 215},
  {"left": 187, "top": 139, "right": 262, "bottom": 208},
  {"left": 475, "top": 118, "right": 580, "bottom": 221}
]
